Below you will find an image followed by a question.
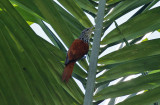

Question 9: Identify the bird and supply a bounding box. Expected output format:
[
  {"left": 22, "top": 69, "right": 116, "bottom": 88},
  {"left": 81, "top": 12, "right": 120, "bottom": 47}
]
[{"left": 62, "top": 27, "right": 94, "bottom": 82}]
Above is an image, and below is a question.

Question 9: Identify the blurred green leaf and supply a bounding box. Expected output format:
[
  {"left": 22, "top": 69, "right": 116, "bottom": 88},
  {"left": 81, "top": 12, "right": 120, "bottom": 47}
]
[
  {"left": 11, "top": 0, "right": 74, "bottom": 47},
  {"left": 106, "top": 0, "right": 122, "bottom": 5},
  {"left": 52, "top": 2, "right": 85, "bottom": 37},
  {"left": 97, "top": 62, "right": 122, "bottom": 71},
  {"left": 142, "top": 0, "right": 160, "bottom": 12},
  {"left": 94, "top": 72, "right": 160, "bottom": 101},
  {"left": 141, "top": 38, "right": 148, "bottom": 42},
  {"left": 13, "top": 4, "right": 67, "bottom": 51},
  {"left": 32, "top": 0, "right": 75, "bottom": 47},
  {"left": 57, "top": 0, "right": 93, "bottom": 27},
  {"left": 149, "top": 69, "right": 160, "bottom": 75},
  {"left": 0, "top": 27, "right": 37, "bottom": 105},
  {"left": 102, "top": 6, "right": 160, "bottom": 45},
  {"left": 0, "top": 0, "right": 84, "bottom": 104},
  {"left": 104, "top": 0, "right": 153, "bottom": 21},
  {"left": 117, "top": 86, "right": 160, "bottom": 105},
  {"left": 14, "top": 5, "right": 41, "bottom": 24},
  {"left": 97, "top": 54, "right": 160, "bottom": 82},
  {"left": 38, "top": 21, "right": 66, "bottom": 51},
  {"left": 13, "top": 0, "right": 85, "bottom": 37},
  {"left": 99, "top": 39, "right": 160, "bottom": 65},
  {"left": 11, "top": 0, "right": 84, "bottom": 43},
  {"left": 74, "top": 0, "right": 97, "bottom": 14},
  {"left": 10, "top": 0, "right": 43, "bottom": 17}
]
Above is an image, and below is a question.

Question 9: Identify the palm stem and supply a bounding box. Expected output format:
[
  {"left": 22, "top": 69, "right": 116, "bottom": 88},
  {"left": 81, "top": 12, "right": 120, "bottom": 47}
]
[{"left": 83, "top": 0, "right": 106, "bottom": 105}]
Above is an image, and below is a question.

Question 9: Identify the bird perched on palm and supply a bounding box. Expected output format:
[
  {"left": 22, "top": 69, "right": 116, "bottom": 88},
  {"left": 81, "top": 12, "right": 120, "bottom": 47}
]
[{"left": 62, "top": 27, "right": 94, "bottom": 82}]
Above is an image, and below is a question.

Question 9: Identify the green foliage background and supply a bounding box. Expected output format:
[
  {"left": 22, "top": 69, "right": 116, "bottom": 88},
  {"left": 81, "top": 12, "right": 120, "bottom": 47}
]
[{"left": 0, "top": 0, "right": 160, "bottom": 105}]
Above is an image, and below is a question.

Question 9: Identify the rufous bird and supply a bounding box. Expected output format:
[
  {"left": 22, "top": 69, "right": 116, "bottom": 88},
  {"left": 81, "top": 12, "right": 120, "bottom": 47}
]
[{"left": 62, "top": 27, "right": 94, "bottom": 82}]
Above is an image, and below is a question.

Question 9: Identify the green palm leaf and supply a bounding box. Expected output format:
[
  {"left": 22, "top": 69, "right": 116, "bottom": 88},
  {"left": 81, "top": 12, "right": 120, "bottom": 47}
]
[
  {"left": 0, "top": 0, "right": 83, "bottom": 104},
  {"left": 94, "top": 72, "right": 160, "bottom": 101},
  {"left": 102, "top": 7, "right": 160, "bottom": 45},
  {"left": 1, "top": 0, "right": 160, "bottom": 104}
]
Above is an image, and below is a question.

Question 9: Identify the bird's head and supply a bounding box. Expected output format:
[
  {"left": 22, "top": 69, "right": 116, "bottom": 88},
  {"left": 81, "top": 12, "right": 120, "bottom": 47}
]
[
  {"left": 79, "top": 26, "right": 94, "bottom": 43},
  {"left": 81, "top": 26, "right": 94, "bottom": 36}
]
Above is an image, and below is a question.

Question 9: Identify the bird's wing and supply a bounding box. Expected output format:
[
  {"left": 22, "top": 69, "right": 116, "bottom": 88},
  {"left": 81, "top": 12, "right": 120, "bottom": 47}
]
[
  {"left": 65, "top": 39, "right": 89, "bottom": 65},
  {"left": 65, "top": 54, "right": 69, "bottom": 65},
  {"left": 65, "top": 54, "right": 76, "bottom": 65}
]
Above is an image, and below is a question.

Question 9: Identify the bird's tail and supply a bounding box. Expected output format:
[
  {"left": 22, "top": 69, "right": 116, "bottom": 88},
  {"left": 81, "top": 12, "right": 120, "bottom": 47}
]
[{"left": 62, "top": 62, "right": 75, "bottom": 82}]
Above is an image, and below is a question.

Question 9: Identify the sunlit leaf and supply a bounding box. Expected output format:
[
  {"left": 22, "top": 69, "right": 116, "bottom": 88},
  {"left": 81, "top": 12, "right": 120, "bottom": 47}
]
[
  {"left": 97, "top": 54, "right": 160, "bottom": 82},
  {"left": 99, "top": 39, "right": 160, "bottom": 65},
  {"left": 117, "top": 86, "right": 160, "bottom": 105},
  {"left": 104, "top": 0, "right": 153, "bottom": 21},
  {"left": 102, "top": 7, "right": 160, "bottom": 45},
  {"left": 11, "top": 0, "right": 74, "bottom": 47},
  {"left": 94, "top": 72, "right": 160, "bottom": 101}
]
